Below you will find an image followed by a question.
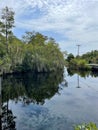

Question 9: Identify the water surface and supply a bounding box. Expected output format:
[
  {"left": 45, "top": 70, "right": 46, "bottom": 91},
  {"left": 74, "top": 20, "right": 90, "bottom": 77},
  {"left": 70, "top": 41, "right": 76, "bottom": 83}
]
[{"left": 1, "top": 69, "right": 98, "bottom": 130}]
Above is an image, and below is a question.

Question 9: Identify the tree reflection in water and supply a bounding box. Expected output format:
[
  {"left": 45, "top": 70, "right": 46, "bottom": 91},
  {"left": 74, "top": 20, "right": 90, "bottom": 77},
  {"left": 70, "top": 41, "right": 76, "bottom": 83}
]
[
  {"left": 67, "top": 68, "right": 98, "bottom": 78},
  {"left": 1, "top": 70, "right": 68, "bottom": 129},
  {"left": 2, "top": 70, "right": 65, "bottom": 105},
  {"left": 67, "top": 68, "right": 98, "bottom": 89},
  {"left": 1, "top": 104, "right": 16, "bottom": 130},
  {"left": 0, "top": 77, "right": 16, "bottom": 130},
  {"left": 1, "top": 69, "right": 98, "bottom": 129}
]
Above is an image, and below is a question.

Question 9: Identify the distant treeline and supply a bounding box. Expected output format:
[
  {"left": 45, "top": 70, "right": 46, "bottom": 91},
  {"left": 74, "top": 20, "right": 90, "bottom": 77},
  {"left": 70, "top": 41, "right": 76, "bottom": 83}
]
[{"left": 66, "top": 50, "right": 98, "bottom": 70}]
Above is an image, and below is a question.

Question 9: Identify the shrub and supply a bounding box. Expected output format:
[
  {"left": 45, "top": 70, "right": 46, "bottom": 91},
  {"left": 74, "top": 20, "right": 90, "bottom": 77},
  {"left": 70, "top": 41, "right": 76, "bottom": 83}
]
[{"left": 74, "top": 122, "right": 98, "bottom": 130}]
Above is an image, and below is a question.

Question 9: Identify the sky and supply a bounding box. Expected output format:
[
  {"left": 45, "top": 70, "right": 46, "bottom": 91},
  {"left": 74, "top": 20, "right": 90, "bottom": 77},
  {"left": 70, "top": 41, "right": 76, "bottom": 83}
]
[{"left": 0, "top": 0, "right": 98, "bottom": 55}]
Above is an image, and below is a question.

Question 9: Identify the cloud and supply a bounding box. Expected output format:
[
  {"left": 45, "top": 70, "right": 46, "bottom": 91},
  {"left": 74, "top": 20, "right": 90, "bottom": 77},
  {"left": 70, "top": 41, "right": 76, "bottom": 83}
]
[{"left": 0, "top": 0, "right": 98, "bottom": 54}]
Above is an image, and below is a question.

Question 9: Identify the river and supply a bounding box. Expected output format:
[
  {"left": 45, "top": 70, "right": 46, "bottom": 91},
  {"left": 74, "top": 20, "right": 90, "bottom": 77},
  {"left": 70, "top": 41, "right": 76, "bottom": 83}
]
[{"left": 1, "top": 68, "right": 98, "bottom": 130}]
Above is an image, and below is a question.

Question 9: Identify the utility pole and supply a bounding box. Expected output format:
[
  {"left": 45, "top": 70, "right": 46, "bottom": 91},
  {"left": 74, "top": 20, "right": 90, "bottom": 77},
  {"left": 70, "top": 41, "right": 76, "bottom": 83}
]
[{"left": 76, "top": 44, "right": 81, "bottom": 56}]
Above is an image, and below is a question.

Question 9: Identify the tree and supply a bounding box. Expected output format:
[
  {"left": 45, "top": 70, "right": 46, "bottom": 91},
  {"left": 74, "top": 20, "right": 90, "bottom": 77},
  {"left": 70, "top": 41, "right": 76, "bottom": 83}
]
[
  {"left": 0, "top": 6, "right": 15, "bottom": 52},
  {"left": 0, "top": 34, "right": 6, "bottom": 58},
  {"left": 66, "top": 53, "right": 74, "bottom": 62},
  {"left": 22, "top": 31, "right": 35, "bottom": 44},
  {"left": 22, "top": 31, "right": 47, "bottom": 45}
]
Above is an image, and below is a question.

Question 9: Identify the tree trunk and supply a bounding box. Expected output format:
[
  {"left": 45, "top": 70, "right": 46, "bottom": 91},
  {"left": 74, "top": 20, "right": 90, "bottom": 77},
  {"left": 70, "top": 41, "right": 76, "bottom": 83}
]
[
  {"left": 0, "top": 77, "right": 2, "bottom": 130},
  {"left": 5, "top": 20, "right": 8, "bottom": 53}
]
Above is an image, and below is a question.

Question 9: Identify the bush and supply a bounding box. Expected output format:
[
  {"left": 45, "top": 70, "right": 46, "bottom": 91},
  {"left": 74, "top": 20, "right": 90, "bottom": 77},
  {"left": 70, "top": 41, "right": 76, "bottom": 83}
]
[
  {"left": 68, "top": 58, "right": 91, "bottom": 70},
  {"left": 74, "top": 122, "right": 98, "bottom": 130}
]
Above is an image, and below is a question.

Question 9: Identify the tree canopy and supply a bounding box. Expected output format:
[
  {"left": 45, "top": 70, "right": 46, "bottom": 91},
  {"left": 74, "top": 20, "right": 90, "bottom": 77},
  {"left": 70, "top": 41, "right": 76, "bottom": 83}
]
[
  {"left": 0, "top": 6, "right": 15, "bottom": 52},
  {"left": 66, "top": 50, "right": 98, "bottom": 70},
  {"left": 0, "top": 7, "right": 65, "bottom": 75}
]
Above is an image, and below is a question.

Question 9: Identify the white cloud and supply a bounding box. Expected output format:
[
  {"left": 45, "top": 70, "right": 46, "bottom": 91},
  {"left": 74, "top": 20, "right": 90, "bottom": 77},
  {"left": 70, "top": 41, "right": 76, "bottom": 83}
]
[{"left": 0, "top": 0, "right": 98, "bottom": 54}]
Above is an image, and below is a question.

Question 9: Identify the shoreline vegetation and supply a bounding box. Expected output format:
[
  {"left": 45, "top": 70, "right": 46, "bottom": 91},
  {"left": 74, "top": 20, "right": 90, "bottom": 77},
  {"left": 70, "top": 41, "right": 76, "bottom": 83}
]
[
  {"left": 74, "top": 122, "right": 98, "bottom": 130},
  {"left": 0, "top": 7, "right": 65, "bottom": 75},
  {"left": 0, "top": 33, "right": 65, "bottom": 75},
  {"left": 65, "top": 50, "right": 98, "bottom": 71}
]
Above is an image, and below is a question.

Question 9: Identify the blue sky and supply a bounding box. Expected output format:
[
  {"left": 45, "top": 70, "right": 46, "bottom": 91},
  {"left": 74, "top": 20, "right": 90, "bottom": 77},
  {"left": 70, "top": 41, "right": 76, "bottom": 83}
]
[{"left": 0, "top": 0, "right": 98, "bottom": 55}]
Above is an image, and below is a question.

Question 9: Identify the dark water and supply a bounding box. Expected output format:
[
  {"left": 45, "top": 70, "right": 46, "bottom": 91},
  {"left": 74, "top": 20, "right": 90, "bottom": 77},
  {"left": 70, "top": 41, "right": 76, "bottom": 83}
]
[{"left": 1, "top": 68, "right": 98, "bottom": 130}]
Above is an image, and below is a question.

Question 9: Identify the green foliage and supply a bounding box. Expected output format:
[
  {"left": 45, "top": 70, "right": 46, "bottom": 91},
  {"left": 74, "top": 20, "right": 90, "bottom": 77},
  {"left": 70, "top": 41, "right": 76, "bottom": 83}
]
[
  {"left": 8, "top": 38, "right": 25, "bottom": 71},
  {"left": 82, "top": 50, "right": 98, "bottom": 64},
  {"left": 22, "top": 38, "right": 64, "bottom": 72},
  {"left": 0, "top": 6, "right": 15, "bottom": 53},
  {"left": 67, "top": 58, "right": 90, "bottom": 70},
  {"left": 1, "top": 6, "right": 14, "bottom": 30},
  {"left": 0, "top": 54, "right": 12, "bottom": 74},
  {"left": 22, "top": 31, "right": 47, "bottom": 45},
  {"left": 0, "top": 34, "right": 25, "bottom": 74},
  {"left": 66, "top": 53, "right": 74, "bottom": 62},
  {"left": 0, "top": 7, "right": 64, "bottom": 75},
  {"left": 74, "top": 122, "right": 98, "bottom": 130},
  {"left": 0, "top": 43, "right": 6, "bottom": 57},
  {"left": 65, "top": 51, "right": 98, "bottom": 70},
  {"left": 0, "top": 26, "right": 64, "bottom": 74}
]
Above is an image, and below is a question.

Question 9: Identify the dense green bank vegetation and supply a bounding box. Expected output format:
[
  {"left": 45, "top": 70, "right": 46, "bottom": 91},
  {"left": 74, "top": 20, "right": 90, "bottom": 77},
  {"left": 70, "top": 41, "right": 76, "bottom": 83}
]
[
  {"left": 66, "top": 50, "right": 98, "bottom": 70},
  {"left": 74, "top": 122, "right": 98, "bottom": 130},
  {"left": 0, "top": 32, "right": 64, "bottom": 74},
  {"left": 0, "top": 7, "right": 64, "bottom": 75},
  {"left": 82, "top": 50, "right": 98, "bottom": 64}
]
